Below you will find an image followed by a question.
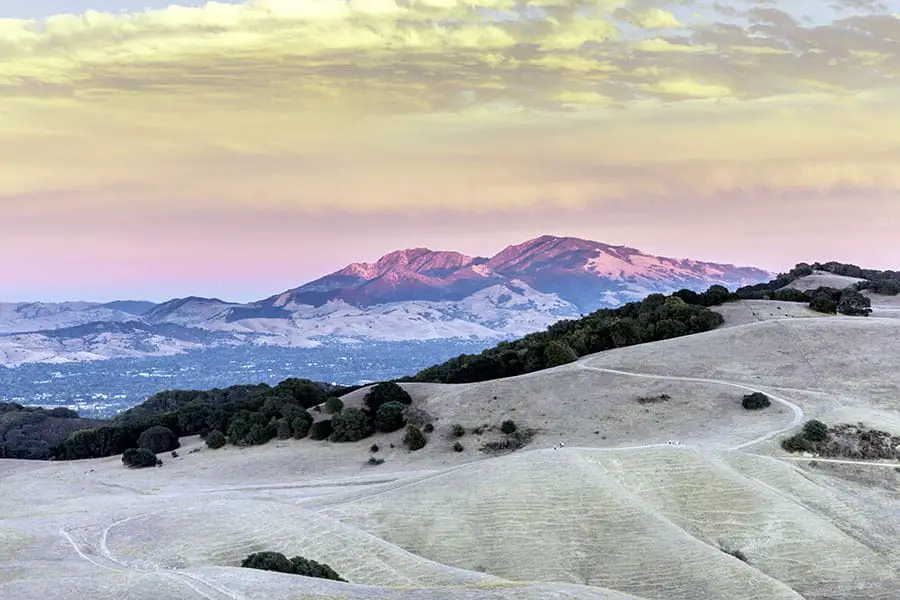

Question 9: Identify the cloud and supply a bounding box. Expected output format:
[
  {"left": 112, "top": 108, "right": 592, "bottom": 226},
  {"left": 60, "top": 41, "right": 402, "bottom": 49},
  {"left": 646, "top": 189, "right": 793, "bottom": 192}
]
[{"left": 0, "top": 0, "right": 898, "bottom": 215}]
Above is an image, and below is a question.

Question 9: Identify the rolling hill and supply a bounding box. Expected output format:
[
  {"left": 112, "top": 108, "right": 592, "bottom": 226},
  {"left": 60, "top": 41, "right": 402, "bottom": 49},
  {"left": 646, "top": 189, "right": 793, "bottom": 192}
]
[{"left": 2, "top": 289, "right": 899, "bottom": 600}]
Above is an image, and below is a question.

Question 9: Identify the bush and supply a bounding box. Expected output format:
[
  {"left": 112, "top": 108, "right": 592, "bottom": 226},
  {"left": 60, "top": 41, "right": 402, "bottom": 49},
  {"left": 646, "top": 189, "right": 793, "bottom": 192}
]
[
  {"left": 364, "top": 382, "right": 412, "bottom": 412},
  {"left": 803, "top": 420, "right": 829, "bottom": 442},
  {"left": 451, "top": 423, "right": 466, "bottom": 437},
  {"left": 205, "top": 429, "right": 226, "bottom": 449},
  {"left": 122, "top": 447, "right": 158, "bottom": 468},
  {"left": 137, "top": 425, "right": 179, "bottom": 454},
  {"left": 373, "top": 401, "right": 407, "bottom": 433},
  {"left": 500, "top": 420, "right": 517, "bottom": 434},
  {"left": 289, "top": 556, "right": 345, "bottom": 582},
  {"left": 782, "top": 433, "right": 815, "bottom": 453},
  {"left": 367, "top": 456, "right": 384, "bottom": 466},
  {"left": 453, "top": 441, "right": 464, "bottom": 452},
  {"left": 742, "top": 392, "right": 771, "bottom": 410},
  {"left": 403, "top": 425, "right": 427, "bottom": 451},
  {"left": 330, "top": 408, "right": 372, "bottom": 442},
  {"left": 370, "top": 443, "right": 379, "bottom": 453},
  {"left": 309, "top": 419, "right": 333, "bottom": 441},
  {"left": 324, "top": 397, "right": 344, "bottom": 414},
  {"left": 423, "top": 423, "right": 434, "bottom": 433}
]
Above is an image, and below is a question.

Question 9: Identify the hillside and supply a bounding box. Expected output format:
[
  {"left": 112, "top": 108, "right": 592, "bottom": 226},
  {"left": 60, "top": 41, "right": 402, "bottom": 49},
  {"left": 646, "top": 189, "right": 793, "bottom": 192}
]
[{"left": 2, "top": 307, "right": 900, "bottom": 600}]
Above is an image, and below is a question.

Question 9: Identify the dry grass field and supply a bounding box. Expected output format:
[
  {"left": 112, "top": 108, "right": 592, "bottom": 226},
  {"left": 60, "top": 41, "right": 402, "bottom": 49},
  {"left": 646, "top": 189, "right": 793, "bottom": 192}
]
[{"left": 2, "top": 298, "right": 900, "bottom": 600}]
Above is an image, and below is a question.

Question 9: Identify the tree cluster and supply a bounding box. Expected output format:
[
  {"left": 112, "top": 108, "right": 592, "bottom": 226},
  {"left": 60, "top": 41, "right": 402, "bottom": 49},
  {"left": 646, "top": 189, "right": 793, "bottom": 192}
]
[
  {"left": 741, "top": 392, "right": 771, "bottom": 410},
  {"left": 0, "top": 403, "right": 103, "bottom": 460},
  {"left": 240, "top": 551, "right": 345, "bottom": 582},
  {"left": 406, "top": 289, "right": 726, "bottom": 385}
]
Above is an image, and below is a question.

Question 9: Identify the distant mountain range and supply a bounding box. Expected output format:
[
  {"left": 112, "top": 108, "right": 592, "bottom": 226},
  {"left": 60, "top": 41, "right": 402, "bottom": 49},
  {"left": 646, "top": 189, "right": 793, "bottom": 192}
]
[{"left": 0, "top": 235, "right": 771, "bottom": 366}]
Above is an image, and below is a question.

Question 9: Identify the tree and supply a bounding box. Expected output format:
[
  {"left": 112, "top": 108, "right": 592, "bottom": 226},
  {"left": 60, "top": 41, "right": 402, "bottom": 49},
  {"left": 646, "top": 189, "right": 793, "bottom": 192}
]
[
  {"left": 500, "top": 420, "right": 517, "bottom": 434},
  {"left": 451, "top": 423, "right": 466, "bottom": 437},
  {"left": 122, "top": 447, "right": 158, "bottom": 468},
  {"left": 289, "top": 556, "right": 346, "bottom": 581},
  {"left": 275, "top": 418, "right": 292, "bottom": 440},
  {"left": 374, "top": 401, "right": 407, "bottom": 433},
  {"left": 205, "top": 430, "right": 226, "bottom": 449},
  {"left": 137, "top": 425, "right": 179, "bottom": 454},
  {"left": 702, "top": 285, "right": 731, "bottom": 307},
  {"left": 809, "top": 292, "right": 837, "bottom": 314},
  {"left": 453, "top": 441, "right": 464, "bottom": 452},
  {"left": 364, "top": 382, "right": 412, "bottom": 413},
  {"left": 742, "top": 392, "right": 771, "bottom": 410},
  {"left": 241, "top": 552, "right": 294, "bottom": 575},
  {"left": 309, "top": 419, "right": 333, "bottom": 441},
  {"left": 544, "top": 340, "right": 578, "bottom": 368},
  {"left": 330, "top": 408, "right": 372, "bottom": 442},
  {"left": 291, "top": 415, "right": 312, "bottom": 439},
  {"left": 837, "top": 289, "right": 872, "bottom": 316},
  {"left": 803, "top": 420, "right": 829, "bottom": 442},
  {"left": 324, "top": 397, "right": 344, "bottom": 414},
  {"left": 403, "top": 425, "right": 427, "bottom": 451}
]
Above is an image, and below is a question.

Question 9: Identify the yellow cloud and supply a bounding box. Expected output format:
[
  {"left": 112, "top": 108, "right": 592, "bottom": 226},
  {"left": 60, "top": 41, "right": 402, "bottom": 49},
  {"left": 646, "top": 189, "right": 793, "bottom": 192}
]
[
  {"left": 649, "top": 79, "right": 733, "bottom": 98},
  {"left": 629, "top": 8, "right": 682, "bottom": 29}
]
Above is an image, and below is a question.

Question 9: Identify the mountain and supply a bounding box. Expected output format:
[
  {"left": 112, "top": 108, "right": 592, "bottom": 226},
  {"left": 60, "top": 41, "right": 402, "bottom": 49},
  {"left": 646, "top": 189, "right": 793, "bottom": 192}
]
[{"left": 0, "top": 236, "right": 772, "bottom": 366}]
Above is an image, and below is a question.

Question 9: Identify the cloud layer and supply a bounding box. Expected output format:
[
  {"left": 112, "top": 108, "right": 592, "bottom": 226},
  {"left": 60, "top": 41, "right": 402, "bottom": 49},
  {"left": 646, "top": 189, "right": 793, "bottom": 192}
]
[{"left": 1, "top": 0, "right": 899, "bottom": 298}]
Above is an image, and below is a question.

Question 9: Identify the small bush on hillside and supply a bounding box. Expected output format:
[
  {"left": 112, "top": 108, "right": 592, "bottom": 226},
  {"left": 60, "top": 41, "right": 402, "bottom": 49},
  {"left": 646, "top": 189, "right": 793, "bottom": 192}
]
[
  {"left": 423, "top": 423, "right": 434, "bottom": 433},
  {"left": 453, "top": 441, "right": 464, "bottom": 452},
  {"left": 742, "top": 392, "right": 771, "bottom": 410},
  {"left": 370, "top": 443, "right": 379, "bottom": 453},
  {"left": 367, "top": 456, "right": 384, "bottom": 466},
  {"left": 324, "top": 397, "right": 344, "bottom": 414},
  {"left": 803, "top": 420, "right": 829, "bottom": 442},
  {"left": 402, "top": 405, "right": 432, "bottom": 428},
  {"left": 205, "top": 430, "right": 226, "bottom": 449},
  {"left": 782, "top": 433, "right": 816, "bottom": 453},
  {"left": 122, "top": 447, "right": 158, "bottom": 469},
  {"left": 482, "top": 427, "right": 536, "bottom": 454},
  {"left": 500, "top": 420, "right": 517, "bottom": 435},
  {"left": 330, "top": 408, "right": 372, "bottom": 442},
  {"left": 451, "top": 423, "right": 466, "bottom": 437},
  {"left": 637, "top": 394, "right": 671, "bottom": 405},
  {"left": 364, "top": 382, "right": 412, "bottom": 413},
  {"left": 241, "top": 551, "right": 346, "bottom": 582},
  {"left": 309, "top": 419, "right": 334, "bottom": 441},
  {"left": 403, "top": 425, "right": 427, "bottom": 451},
  {"left": 137, "top": 425, "right": 179, "bottom": 454},
  {"left": 374, "top": 401, "right": 407, "bottom": 433}
]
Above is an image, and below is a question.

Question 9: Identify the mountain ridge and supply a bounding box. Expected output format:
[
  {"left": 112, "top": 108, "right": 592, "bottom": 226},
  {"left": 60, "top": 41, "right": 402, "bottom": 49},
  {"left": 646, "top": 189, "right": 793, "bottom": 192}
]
[{"left": 0, "top": 235, "right": 772, "bottom": 366}]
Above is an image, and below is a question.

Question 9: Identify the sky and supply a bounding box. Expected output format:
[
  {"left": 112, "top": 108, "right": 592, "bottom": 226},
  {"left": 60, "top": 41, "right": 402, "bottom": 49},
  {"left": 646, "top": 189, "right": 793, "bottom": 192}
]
[{"left": 1, "top": 0, "right": 899, "bottom": 302}]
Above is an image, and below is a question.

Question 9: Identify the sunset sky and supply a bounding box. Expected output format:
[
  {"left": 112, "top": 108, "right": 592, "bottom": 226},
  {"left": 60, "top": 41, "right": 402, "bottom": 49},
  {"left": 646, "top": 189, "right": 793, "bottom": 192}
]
[{"left": 2, "top": 0, "right": 899, "bottom": 302}]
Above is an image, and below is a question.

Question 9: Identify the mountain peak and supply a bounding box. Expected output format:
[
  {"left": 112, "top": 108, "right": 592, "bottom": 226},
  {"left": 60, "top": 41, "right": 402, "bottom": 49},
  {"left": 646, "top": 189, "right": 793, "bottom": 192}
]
[{"left": 337, "top": 247, "right": 477, "bottom": 280}]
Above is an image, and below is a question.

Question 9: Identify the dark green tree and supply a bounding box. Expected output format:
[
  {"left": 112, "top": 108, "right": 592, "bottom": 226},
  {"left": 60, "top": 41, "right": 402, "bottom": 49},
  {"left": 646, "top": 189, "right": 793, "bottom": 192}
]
[
  {"left": 241, "top": 552, "right": 294, "bottom": 574},
  {"left": 364, "top": 382, "right": 412, "bottom": 412},
  {"left": 837, "top": 289, "right": 872, "bottom": 316},
  {"left": 330, "top": 408, "right": 372, "bottom": 442},
  {"left": 309, "top": 419, "right": 333, "bottom": 441},
  {"left": 324, "top": 397, "right": 344, "bottom": 414},
  {"left": 374, "top": 401, "right": 407, "bottom": 433},
  {"left": 291, "top": 415, "right": 312, "bottom": 439},
  {"left": 205, "top": 430, "right": 226, "bottom": 449},
  {"left": 544, "top": 340, "right": 578, "bottom": 367},
  {"left": 742, "top": 392, "right": 771, "bottom": 410},
  {"left": 500, "top": 420, "right": 517, "bottom": 434},
  {"left": 803, "top": 420, "right": 829, "bottom": 442},
  {"left": 137, "top": 425, "right": 179, "bottom": 454}
]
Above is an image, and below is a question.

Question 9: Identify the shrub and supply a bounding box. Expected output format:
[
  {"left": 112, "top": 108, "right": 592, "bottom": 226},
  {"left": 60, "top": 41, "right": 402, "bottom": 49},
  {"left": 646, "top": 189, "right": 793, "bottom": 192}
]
[
  {"left": 423, "top": 423, "right": 434, "bottom": 433},
  {"left": 364, "top": 382, "right": 412, "bottom": 412},
  {"left": 451, "top": 423, "right": 466, "bottom": 437},
  {"left": 481, "top": 427, "right": 536, "bottom": 454},
  {"left": 330, "top": 408, "right": 372, "bottom": 442},
  {"left": 122, "top": 447, "right": 158, "bottom": 469},
  {"left": 453, "top": 441, "right": 464, "bottom": 452},
  {"left": 137, "top": 425, "right": 179, "bottom": 454},
  {"left": 205, "top": 430, "right": 226, "bottom": 449},
  {"left": 742, "top": 392, "right": 771, "bottom": 410},
  {"left": 373, "top": 401, "right": 407, "bottom": 433},
  {"left": 500, "top": 420, "right": 517, "bottom": 434},
  {"left": 803, "top": 420, "right": 829, "bottom": 442},
  {"left": 402, "top": 405, "right": 432, "bottom": 428},
  {"left": 367, "top": 456, "right": 384, "bottom": 466},
  {"left": 324, "top": 397, "right": 344, "bottom": 414},
  {"left": 370, "top": 443, "right": 379, "bottom": 453},
  {"left": 637, "top": 394, "right": 671, "bottom": 405},
  {"left": 782, "top": 433, "right": 815, "bottom": 453},
  {"left": 403, "top": 425, "right": 427, "bottom": 451},
  {"left": 309, "top": 419, "right": 333, "bottom": 441}
]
